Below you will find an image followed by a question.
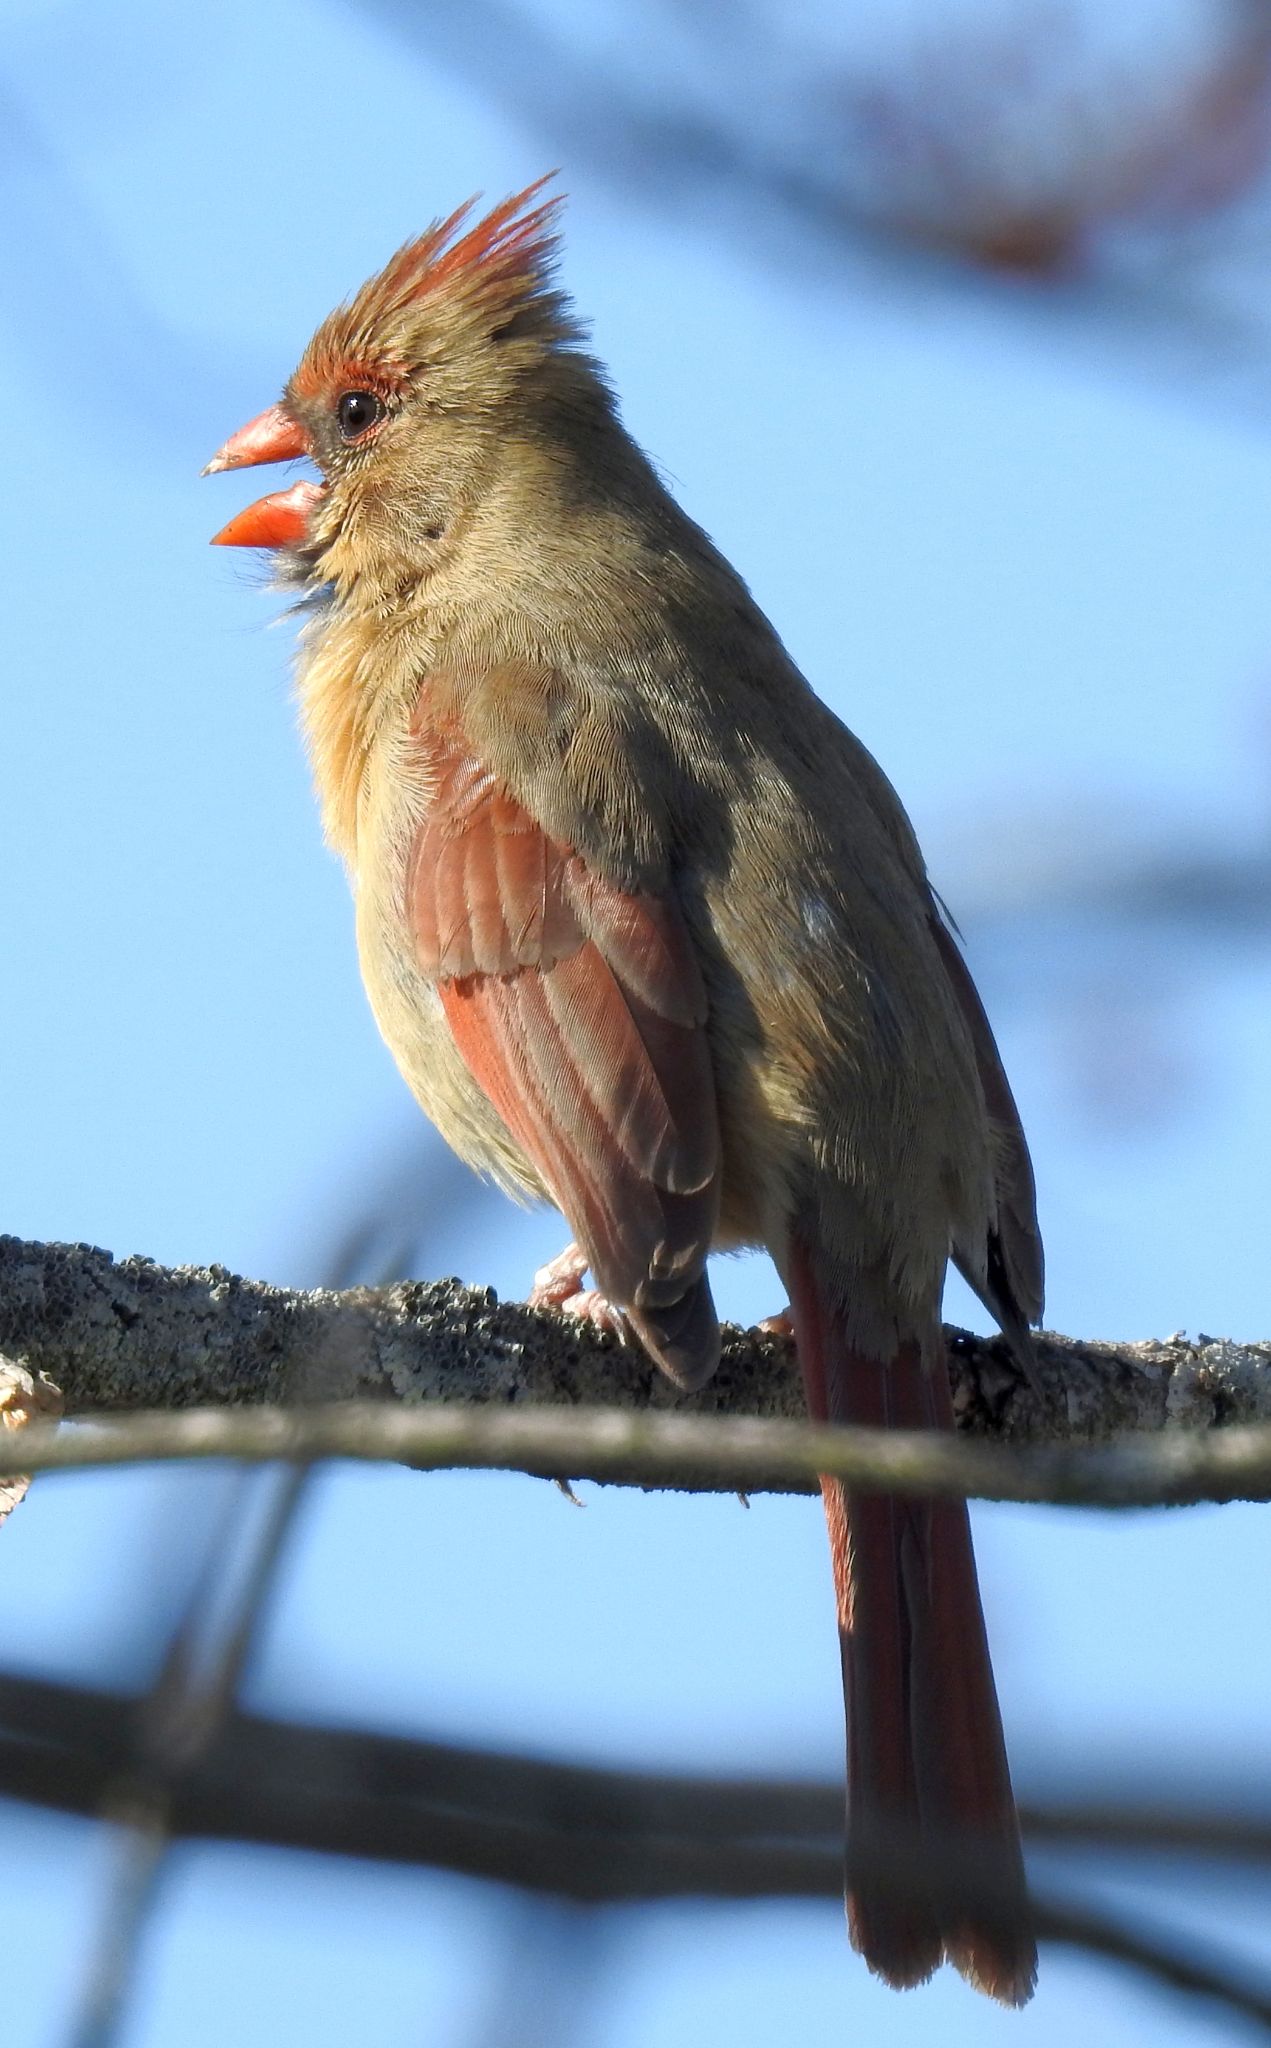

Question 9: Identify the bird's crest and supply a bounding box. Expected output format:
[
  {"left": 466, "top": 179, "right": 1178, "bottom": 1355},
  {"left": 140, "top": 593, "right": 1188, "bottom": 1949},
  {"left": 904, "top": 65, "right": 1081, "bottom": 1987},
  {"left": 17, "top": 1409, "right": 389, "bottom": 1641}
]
[
  {"left": 376, "top": 176, "right": 563, "bottom": 314},
  {"left": 292, "top": 177, "right": 570, "bottom": 399}
]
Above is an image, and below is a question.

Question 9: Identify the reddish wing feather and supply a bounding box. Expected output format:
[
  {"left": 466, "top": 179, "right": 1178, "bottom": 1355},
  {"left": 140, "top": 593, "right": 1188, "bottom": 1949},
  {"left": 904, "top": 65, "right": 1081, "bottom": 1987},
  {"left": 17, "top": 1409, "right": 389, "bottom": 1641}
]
[{"left": 410, "top": 715, "right": 722, "bottom": 1387}]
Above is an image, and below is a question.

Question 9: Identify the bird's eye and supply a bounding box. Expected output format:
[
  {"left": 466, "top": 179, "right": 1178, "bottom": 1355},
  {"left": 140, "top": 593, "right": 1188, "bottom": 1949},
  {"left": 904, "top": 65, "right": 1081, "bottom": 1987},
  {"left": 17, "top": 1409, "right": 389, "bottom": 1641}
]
[{"left": 336, "top": 390, "right": 385, "bottom": 442}]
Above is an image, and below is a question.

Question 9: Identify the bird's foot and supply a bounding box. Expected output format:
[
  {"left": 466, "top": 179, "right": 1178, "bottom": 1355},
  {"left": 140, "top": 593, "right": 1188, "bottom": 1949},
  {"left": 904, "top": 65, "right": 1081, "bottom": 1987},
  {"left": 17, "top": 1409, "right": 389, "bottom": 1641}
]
[
  {"left": 556, "top": 1289, "right": 629, "bottom": 1342},
  {"left": 530, "top": 1243, "right": 627, "bottom": 1343},
  {"left": 529, "top": 1241, "right": 590, "bottom": 1308}
]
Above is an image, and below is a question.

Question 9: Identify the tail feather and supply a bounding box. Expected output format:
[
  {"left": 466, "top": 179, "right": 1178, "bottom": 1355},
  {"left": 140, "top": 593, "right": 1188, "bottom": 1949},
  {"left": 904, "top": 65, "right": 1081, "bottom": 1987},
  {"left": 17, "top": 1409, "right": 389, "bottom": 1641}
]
[{"left": 789, "top": 1241, "right": 1036, "bottom": 2006}]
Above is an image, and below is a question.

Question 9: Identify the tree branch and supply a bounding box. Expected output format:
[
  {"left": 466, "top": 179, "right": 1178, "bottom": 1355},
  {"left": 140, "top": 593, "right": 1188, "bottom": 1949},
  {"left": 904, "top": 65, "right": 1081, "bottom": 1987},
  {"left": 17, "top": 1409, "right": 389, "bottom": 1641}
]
[
  {"left": 3, "top": 1232, "right": 1268, "bottom": 1434},
  {"left": 1, "top": 1234, "right": 1270, "bottom": 1502}
]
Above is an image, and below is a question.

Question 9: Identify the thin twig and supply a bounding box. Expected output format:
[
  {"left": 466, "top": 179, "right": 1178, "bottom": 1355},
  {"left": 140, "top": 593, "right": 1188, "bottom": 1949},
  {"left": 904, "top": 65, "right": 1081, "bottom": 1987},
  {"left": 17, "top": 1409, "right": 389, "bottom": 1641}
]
[
  {"left": 66, "top": 1819, "right": 169, "bottom": 2048},
  {"left": 8, "top": 1398, "right": 1271, "bottom": 1508},
  {"left": 62, "top": 1236, "right": 404, "bottom": 2048},
  {"left": 65, "top": 1469, "right": 312, "bottom": 2048}
]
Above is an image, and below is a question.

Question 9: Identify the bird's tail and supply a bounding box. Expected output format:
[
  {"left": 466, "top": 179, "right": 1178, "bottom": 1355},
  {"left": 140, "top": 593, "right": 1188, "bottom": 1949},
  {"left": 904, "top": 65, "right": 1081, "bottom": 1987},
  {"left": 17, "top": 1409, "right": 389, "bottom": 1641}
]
[{"left": 787, "top": 1240, "right": 1036, "bottom": 2005}]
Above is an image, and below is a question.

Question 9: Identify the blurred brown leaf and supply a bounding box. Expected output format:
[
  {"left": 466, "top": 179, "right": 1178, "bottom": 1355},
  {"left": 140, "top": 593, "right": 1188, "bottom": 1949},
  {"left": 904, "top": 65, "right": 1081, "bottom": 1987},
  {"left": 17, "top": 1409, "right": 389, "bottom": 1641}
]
[{"left": 839, "top": 2, "right": 1271, "bottom": 275}]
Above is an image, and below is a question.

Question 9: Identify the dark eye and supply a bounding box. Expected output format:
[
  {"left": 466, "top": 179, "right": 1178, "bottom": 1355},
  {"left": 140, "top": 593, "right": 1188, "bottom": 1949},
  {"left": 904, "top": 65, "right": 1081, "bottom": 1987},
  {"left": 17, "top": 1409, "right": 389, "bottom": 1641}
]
[{"left": 336, "top": 390, "right": 385, "bottom": 442}]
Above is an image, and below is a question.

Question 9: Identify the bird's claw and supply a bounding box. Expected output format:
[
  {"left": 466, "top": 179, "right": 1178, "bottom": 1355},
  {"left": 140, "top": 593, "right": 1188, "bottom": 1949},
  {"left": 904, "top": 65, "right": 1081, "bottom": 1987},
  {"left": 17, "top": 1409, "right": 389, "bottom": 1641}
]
[
  {"left": 530, "top": 1243, "right": 628, "bottom": 1344},
  {"left": 554, "top": 1287, "right": 629, "bottom": 1343}
]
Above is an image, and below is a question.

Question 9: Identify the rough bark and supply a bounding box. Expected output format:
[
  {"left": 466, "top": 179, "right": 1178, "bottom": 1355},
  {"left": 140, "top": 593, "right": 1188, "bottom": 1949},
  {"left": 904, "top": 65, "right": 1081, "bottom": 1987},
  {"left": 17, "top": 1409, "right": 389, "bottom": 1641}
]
[{"left": 0, "top": 1234, "right": 1269, "bottom": 1503}]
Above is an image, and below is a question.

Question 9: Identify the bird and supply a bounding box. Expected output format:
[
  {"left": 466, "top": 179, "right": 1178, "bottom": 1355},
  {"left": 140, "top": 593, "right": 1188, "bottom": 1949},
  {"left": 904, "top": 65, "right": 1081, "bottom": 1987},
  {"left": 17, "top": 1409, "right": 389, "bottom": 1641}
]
[{"left": 204, "top": 178, "right": 1043, "bottom": 2003}]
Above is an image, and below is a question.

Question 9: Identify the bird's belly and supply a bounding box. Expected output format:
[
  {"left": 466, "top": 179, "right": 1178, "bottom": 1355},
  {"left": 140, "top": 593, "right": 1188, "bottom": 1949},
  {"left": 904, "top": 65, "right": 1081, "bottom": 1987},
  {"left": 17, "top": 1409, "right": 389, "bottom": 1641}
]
[{"left": 355, "top": 867, "right": 548, "bottom": 1206}]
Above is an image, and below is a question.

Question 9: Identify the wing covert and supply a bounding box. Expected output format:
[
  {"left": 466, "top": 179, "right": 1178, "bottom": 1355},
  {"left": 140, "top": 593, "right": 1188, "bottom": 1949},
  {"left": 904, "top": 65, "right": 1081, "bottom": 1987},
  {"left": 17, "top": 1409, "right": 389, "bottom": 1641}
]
[{"left": 410, "top": 715, "right": 722, "bottom": 1389}]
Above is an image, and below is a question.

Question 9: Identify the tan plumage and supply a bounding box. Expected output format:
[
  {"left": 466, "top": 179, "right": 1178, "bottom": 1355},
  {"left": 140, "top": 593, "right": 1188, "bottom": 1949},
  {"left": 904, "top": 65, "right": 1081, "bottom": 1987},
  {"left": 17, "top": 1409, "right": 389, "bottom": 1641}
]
[{"left": 207, "top": 180, "right": 1043, "bottom": 2002}]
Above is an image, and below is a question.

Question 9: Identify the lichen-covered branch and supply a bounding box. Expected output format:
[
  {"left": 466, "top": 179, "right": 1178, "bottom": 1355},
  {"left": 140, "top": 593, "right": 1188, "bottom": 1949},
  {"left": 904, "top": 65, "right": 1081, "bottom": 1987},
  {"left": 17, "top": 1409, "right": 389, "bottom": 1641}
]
[{"left": 0, "top": 1234, "right": 1269, "bottom": 1504}]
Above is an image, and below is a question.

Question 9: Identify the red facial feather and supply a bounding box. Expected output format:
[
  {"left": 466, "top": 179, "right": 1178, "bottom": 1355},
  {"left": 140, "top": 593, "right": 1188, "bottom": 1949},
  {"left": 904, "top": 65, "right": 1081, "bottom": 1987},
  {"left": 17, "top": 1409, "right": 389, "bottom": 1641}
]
[{"left": 290, "top": 353, "right": 407, "bottom": 407}]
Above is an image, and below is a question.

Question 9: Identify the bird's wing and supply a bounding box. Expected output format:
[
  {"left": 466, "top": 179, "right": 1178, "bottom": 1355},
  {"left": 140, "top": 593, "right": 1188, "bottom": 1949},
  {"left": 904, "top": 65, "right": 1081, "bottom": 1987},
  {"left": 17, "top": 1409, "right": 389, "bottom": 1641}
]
[
  {"left": 826, "top": 720, "right": 1044, "bottom": 1342},
  {"left": 929, "top": 913, "right": 1044, "bottom": 1355},
  {"left": 409, "top": 717, "right": 722, "bottom": 1389}
]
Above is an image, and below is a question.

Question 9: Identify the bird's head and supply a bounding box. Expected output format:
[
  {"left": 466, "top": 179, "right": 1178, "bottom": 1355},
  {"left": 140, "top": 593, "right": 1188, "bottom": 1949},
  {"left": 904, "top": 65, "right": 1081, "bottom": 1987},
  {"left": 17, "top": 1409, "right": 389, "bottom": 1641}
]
[{"left": 204, "top": 178, "right": 588, "bottom": 599}]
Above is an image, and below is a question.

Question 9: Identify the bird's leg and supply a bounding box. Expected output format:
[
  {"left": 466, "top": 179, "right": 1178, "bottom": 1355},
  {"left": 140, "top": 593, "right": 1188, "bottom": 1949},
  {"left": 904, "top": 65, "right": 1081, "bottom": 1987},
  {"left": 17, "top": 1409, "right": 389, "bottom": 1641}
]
[{"left": 529, "top": 1242, "right": 627, "bottom": 1341}]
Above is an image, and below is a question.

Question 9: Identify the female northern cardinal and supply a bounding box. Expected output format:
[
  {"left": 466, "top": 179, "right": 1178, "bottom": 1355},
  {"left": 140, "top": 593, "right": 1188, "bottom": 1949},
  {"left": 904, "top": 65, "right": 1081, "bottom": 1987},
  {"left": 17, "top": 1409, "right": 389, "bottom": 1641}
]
[{"left": 205, "top": 180, "right": 1042, "bottom": 2003}]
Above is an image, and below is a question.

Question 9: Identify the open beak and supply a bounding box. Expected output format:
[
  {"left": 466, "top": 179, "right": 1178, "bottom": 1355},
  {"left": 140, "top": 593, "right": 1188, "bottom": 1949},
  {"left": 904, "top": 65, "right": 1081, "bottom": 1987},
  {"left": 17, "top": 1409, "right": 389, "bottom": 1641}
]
[{"left": 203, "top": 403, "right": 325, "bottom": 548}]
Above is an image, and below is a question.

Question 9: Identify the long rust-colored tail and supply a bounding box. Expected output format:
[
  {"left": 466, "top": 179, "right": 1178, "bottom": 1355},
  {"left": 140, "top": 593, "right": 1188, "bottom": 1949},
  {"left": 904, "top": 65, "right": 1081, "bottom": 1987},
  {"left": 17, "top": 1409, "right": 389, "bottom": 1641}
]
[{"left": 788, "top": 1243, "right": 1036, "bottom": 2005}]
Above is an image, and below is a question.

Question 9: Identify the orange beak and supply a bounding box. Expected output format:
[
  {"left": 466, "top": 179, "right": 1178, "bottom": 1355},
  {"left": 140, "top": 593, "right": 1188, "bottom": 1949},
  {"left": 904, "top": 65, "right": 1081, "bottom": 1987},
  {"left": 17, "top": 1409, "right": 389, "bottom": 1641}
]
[{"left": 203, "top": 403, "right": 324, "bottom": 548}]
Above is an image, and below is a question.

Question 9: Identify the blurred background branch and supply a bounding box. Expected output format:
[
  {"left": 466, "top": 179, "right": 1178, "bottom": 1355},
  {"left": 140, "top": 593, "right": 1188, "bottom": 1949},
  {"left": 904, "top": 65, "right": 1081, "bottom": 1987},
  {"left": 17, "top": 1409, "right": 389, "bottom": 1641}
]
[{"left": 3, "top": 1668, "right": 1271, "bottom": 2030}]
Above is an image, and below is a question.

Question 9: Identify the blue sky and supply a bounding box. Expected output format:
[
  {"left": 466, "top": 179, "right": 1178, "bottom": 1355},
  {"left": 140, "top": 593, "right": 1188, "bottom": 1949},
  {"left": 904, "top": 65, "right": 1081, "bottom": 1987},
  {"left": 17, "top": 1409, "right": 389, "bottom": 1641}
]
[{"left": 2, "top": 0, "right": 1270, "bottom": 2041}]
